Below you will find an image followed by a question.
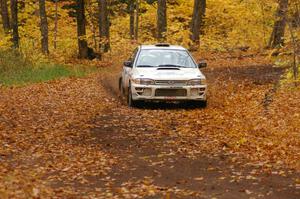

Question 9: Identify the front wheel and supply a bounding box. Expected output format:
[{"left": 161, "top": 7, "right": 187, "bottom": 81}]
[
  {"left": 119, "top": 79, "right": 126, "bottom": 104},
  {"left": 190, "top": 100, "right": 207, "bottom": 108},
  {"left": 199, "top": 100, "right": 207, "bottom": 108},
  {"left": 127, "top": 85, "right": 137, "bottom": 107}
]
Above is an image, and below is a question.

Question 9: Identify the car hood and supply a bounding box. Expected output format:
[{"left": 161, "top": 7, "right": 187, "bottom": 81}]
[{"left": 132, "top": 67, "right": 205, "bottom": 80}]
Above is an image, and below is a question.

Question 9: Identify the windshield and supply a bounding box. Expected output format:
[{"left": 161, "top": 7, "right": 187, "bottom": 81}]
[{"left": 136, "top": 49, "right": 197, "bottom": 68}]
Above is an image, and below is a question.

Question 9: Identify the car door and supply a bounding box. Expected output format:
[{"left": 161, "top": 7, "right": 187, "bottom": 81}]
[{"left": 122, "top": 47, "right": 139, "bottom": 89}]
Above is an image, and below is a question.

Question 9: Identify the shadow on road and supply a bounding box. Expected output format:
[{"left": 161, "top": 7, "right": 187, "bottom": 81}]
[{"left": 133, "top": 101, "right": 207, "bottom": 110}]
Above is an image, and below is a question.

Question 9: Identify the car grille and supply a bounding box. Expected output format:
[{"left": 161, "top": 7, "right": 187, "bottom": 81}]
[
  {"left": 155, "top": 80, "right": 187, "bottom": 86},
  {"left": 155, "top": 89, "right": 187, "bottom": 97}
]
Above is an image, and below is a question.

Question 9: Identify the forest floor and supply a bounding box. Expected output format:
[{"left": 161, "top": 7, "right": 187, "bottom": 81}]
[{"left": 0, "top": 53, "right": 300, "bottom": 198}]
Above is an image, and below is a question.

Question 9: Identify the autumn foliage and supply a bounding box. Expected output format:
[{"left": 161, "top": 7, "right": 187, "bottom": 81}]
[{"left": 0, "top": 0, "right": 300, "bottom": 198}]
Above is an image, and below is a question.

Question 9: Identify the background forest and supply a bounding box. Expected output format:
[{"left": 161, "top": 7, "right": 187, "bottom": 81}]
[{"left": 0, "top": 0, "right": 299, "bottom": 77}]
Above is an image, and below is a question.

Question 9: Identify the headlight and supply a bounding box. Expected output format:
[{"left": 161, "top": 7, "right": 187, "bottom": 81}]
[
  {"left": 132, "top": 78, "right": 155, "bottom": 85},
  {"left": 187, "top": 79, "right": 206, "bottom": 85}
]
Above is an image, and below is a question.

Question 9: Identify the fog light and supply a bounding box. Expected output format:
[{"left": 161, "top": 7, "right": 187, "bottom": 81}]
[
  {"left": 191, "top": 88, "right": 199, "bottom": 96},
  {"left": 142, "top": 88, "right": 152, "bottom": 96}
]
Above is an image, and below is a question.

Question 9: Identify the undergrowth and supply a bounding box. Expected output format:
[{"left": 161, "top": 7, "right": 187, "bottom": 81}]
[{"left": 0, "top": 50, "right": 97, "bottom": 86}]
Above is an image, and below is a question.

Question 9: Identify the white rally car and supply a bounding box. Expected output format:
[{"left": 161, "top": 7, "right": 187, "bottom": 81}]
[{"left": 119, "top": 43, "right": 207, "bottom": 107}]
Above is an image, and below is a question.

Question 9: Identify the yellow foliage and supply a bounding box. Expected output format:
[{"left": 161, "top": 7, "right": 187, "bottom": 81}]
[{"left": 0, "top": 0, "right": 295, "bottom": 61}]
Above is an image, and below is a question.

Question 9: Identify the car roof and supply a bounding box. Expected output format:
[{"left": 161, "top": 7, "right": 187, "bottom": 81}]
[{"left": 140, "top": 44, "right": 186, "bottom": 51}]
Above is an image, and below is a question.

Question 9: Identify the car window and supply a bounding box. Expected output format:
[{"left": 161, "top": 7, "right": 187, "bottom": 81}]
[{"left": 136, "top": 49, "right": 196, "bottom": 68}]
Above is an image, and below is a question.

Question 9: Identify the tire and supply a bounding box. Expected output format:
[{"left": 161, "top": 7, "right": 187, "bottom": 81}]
[
  {"left": 127, "top": 85, "right": 137, "bottom": 107},
  {"left": 119, "top": 79, "right": 126, "bottom": 103},
  {"left": 119, "top": 81, "right": 124, "bottom": 96},
  {"left": 190, "top": 100, "right": 207, "bottom": 108},
  {"left": 119, "top": 78, "right": 122, "bottom": 94},
  {"left": 199, "top": 100, "right": 207, "bottom": 108}
]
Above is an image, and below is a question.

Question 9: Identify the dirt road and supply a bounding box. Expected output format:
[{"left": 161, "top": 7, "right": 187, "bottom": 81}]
[{"left": 0, "top": 55, "right": 299, "bottom": 198}]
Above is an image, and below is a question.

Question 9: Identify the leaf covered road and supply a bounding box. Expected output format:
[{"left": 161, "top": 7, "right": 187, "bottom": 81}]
[{"left": 0, "top": 55, "right": 299, "bottom": 198}]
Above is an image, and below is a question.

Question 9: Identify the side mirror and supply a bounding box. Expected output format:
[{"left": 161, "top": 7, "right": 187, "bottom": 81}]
[
  {"left": 198, "top": 60, "right": 207, "bottom": 68},
  {"left": 124, "top": 61, "right": 133, "bottom": 68}
]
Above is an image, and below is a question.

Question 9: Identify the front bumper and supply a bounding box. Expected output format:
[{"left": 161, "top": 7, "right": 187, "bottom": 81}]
[{"left": 131, "top": 83, "right": 207, "bottom": 101}]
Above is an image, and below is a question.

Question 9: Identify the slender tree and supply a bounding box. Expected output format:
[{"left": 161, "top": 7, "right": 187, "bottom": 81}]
[
  {"left": 76, "top": 0, "right": 89, "bottom": 58},
  {"left": 268, "top": 0, "right": 289, "bottom": 48},
  {"left": 190, "top": 0, "right": 206, "bottom": 45},
  {"left": 129, "top": 0, "right": 134, "bottom": 40},
  {"left": 10, "top": 0, "right": 19, "bottom": 48},
  {"left": 260, "top": 2, "right": 268, "bottom": 45},
  {"left": 297, "top": 3, "right": 300, "bottom": 25},
  {"left": 134, "top": 0, "right": 139, "bottom": 41},
  {"left": 86, "top": 0, "right": 97, "bottom": 50},
  {"left": 54, "top": 0, "right": 58, "bottom": 49},
  {"left": 157, "top": 0, "right": 167, "bottom": 42},
  {"left": 0, "top": 0, "right": 10, "bottom": 33},
  {"left": 98, "top": 0, "right": 110, "bottom": 53},
  {"left": 288, "top": 22, "right": 298, "bottom": 82},
  {"left": 39, "top": 0, "right": 49, "bottom": 54}
]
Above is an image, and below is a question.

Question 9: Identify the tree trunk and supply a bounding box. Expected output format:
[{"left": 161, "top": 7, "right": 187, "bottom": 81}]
[
  {"left": 294, "top": 3, "right": 300, "bottom": 27},
  {"left": 260, "top": 2, "right": 267, "bottom": 46},
  {"left": 287, "top": 22, "right": 299, "bottom": 86},
  {"left": 157, "top": 0, "right": 167, "bottom": 42},
  {"left": 54, "top": 0, "right": 58, "bottom": 49},
  {"left": 39, "top": 0, "right": 49, "bottom": 54},
  {"left": 190, "top": 0, "right": 206, "bottom": 45},
  {"left": 76, "top": 0, "right": 88, "bottom": 59},
  {"left": 0, "top": 0, "right": 10, "bottom": 33},
  {"left": 134, "top": 0, "right": 139, "bottom": 41},
  {"left": 129, "top": 0, "right": 134, "bottom": 40},
  {"left": 86, "top": 0, "right": 97, "bottom": 51},
  {"left": 98, "top": 0, "right": 110, "bottom": 53},
  {"left": 268, "top": 0, "right": 289, "bottom": 48},
  {"left": 10, "top": 0, "right": 19, "bottom": 48}
]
